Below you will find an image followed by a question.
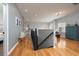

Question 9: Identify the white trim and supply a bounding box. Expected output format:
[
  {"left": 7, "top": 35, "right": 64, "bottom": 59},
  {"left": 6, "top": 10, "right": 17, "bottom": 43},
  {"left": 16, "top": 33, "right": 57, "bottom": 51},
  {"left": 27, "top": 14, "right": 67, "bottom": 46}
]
[
  {"left": 6, "top": 3, "right": 9, "bottom": 56},
  {"left": 8, "top": 41, "right": 19, "bottom": 55},
  {"left": 3, "top": 3, "right": 9, "bottom": 56}
]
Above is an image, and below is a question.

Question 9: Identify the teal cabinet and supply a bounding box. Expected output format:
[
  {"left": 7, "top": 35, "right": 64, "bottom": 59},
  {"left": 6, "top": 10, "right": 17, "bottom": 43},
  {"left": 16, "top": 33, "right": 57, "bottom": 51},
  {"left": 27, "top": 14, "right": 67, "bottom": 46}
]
[{"left": 66, "top": 25, "right": 79, "bottom": 40}]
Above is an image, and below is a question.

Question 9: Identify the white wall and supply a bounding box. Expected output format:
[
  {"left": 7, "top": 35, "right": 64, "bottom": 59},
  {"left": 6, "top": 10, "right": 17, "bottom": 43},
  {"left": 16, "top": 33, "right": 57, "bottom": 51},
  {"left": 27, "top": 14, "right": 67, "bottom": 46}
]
[
  {"left": 8, "top": 4, "right": 23, "bottom": 52},
  {"left": 48, "top": 22, "right": 55, "bottom": 30}
]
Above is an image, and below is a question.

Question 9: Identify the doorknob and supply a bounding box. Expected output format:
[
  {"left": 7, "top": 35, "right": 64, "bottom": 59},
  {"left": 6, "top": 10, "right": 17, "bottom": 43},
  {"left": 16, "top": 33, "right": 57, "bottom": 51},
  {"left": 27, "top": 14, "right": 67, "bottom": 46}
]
[{"left": 3, "top": 32, "right": 5, "bottom": 34}]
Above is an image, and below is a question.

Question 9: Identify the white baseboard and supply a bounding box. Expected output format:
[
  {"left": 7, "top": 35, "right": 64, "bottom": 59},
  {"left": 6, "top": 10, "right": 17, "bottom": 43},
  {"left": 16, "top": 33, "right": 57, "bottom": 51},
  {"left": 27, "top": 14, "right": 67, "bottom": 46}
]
[{"left": 8, "top": 41, "right": 19, "bottom": 55}]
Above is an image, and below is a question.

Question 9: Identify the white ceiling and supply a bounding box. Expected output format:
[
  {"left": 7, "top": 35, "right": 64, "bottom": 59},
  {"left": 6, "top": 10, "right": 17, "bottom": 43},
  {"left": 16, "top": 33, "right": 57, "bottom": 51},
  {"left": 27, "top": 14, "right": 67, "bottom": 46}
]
[{"left": 16, "top": 3, "right": 79, "bottom": 23}]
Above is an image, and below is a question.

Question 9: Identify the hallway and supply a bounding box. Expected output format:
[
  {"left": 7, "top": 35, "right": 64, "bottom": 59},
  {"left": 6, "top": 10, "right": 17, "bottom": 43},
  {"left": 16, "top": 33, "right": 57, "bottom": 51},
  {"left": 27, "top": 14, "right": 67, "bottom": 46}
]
[
  {"left": 10, "top": 36, "right": 79, "bottom": 56},
  {"left": 3, "top": 3, "right": 79, "bottom": 56}
]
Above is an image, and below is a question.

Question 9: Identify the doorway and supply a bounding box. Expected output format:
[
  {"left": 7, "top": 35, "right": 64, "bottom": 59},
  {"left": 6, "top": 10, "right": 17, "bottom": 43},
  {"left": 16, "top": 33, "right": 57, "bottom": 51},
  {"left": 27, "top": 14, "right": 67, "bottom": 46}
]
[{"left": 55, "top": 22, "right": 66, "bottom": 48}]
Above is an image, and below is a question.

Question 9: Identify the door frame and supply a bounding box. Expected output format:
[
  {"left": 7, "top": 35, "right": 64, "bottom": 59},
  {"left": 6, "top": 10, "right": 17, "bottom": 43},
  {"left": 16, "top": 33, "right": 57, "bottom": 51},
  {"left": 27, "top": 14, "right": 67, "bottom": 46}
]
[{"left": 3, "top": 3, "right": 9, "bottom": 56}]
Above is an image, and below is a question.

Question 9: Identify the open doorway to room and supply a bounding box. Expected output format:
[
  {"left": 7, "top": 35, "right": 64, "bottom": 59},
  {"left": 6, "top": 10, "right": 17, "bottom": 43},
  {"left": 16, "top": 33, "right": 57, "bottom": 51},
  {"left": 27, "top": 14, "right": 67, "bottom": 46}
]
[{"left": 55, "top": 22, "right": 66, "bottom": 48}]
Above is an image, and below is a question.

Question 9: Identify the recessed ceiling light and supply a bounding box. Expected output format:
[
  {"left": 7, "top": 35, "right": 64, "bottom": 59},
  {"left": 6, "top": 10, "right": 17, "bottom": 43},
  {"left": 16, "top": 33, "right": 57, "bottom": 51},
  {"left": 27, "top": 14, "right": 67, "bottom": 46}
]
[
  {"left": 25, "top": 9, "right": 28, "bottom": 12},
  {"left": 59, "top": 11, "right": 62, "bottom": 14},
  {"left": 56, "top": 12, "right": 59, "bottom": 16},
  {"left": 56, "top": 11, "right": 64, "bottom": 16}
]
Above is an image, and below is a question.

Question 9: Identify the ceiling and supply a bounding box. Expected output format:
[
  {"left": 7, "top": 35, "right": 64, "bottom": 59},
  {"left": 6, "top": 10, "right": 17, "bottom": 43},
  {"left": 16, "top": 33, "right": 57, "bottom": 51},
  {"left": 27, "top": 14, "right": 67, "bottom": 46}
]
[{"left": 16, "top": 3, "right": 79, "bottom": 23}]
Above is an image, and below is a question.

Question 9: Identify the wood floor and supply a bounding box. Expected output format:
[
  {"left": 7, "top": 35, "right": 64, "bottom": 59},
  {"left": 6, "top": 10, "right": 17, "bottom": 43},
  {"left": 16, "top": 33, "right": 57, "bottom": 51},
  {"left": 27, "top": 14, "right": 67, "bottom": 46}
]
[{"left": 10, "top": 36, "right": 79, "bottom": 56}]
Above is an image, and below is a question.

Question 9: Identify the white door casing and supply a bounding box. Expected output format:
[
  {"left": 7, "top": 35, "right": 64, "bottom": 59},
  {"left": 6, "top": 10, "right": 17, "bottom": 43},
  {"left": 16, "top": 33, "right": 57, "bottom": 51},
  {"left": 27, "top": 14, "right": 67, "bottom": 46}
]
[{"left": 3, "top": 3, "right": 9, "bottom": 56}]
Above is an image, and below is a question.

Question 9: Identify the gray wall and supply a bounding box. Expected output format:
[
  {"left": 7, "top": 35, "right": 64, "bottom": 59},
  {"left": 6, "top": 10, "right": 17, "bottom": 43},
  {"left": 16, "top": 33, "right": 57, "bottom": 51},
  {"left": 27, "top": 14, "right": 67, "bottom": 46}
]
[
  {"left": 8, "top": 4, "right": 23, "bottom": 52},
  {"left": 55, "top": 11, "right": 79, "bottom": 25},
  {"left": 0, "top": 4, "right": 3, "bottom": 32},
  {"left": 0, "top": 4, "right": 3, "bottom": 24},
  {"left": 25, "top": 22, "right": 49, "bottom": 29}
]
